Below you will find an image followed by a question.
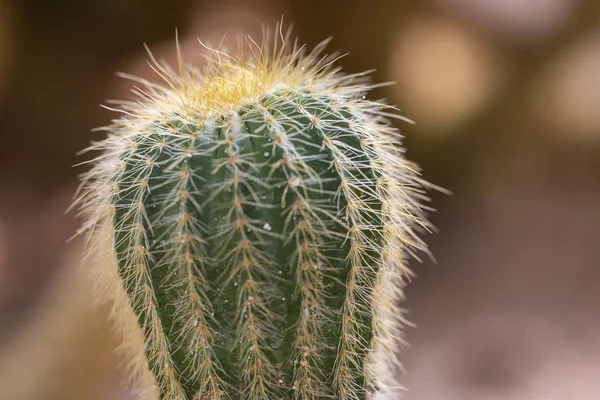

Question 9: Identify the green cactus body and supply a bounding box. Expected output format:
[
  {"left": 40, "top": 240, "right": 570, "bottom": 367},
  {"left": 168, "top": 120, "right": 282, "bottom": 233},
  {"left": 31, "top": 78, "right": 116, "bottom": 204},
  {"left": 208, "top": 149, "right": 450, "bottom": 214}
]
[{"left": 75, "top": 29, "right": 433, "bottom": 400}]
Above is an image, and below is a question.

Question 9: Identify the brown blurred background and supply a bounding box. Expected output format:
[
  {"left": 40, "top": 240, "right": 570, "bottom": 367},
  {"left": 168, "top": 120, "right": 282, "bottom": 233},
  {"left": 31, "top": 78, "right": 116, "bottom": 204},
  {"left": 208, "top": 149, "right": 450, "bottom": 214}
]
[{"left": 0, "top": 0, "right": 599, "bottom": 399}]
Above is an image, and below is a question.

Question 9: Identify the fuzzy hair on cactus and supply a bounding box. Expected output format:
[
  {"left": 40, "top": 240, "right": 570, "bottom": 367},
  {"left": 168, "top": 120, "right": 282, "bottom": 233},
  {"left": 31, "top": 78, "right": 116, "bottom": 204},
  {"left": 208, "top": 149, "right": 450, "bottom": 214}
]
[{"left": 74, "top": 25, "right": 434, "bottom": 400}]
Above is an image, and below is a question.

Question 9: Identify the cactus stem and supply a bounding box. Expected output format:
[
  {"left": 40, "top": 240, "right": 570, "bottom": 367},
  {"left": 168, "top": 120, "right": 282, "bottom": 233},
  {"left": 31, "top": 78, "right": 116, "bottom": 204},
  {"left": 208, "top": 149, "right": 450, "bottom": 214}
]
[{"left": 72, "top": 21, "right": 438, "bottom": 400}]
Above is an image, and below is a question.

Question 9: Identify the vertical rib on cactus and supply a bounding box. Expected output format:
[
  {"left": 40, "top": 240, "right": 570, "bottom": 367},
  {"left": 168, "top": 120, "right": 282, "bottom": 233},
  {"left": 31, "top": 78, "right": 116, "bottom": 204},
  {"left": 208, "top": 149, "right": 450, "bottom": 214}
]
[{"left": 73, "top": 25, "right": 434, "bottom": 400}]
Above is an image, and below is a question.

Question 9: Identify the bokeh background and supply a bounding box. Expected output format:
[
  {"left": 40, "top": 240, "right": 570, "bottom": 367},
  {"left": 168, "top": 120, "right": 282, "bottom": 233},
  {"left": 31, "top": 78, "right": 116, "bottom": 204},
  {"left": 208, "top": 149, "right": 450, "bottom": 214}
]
[{"left": 1, "top": 0, "right": 599, "bottom": 399}]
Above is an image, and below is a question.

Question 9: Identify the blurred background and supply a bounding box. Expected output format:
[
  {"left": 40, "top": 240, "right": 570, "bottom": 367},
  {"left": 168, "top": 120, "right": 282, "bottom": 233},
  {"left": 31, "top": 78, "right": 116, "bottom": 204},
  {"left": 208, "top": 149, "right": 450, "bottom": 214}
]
[{"left": 0, "top": 0, "right": 599, "bottom": 399}]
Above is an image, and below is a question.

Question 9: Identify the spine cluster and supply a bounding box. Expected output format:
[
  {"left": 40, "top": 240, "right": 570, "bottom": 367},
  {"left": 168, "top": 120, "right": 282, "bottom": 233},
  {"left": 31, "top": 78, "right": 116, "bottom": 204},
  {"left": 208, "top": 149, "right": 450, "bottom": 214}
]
[{"left": 74, "top": 29, "right": 433, "bottom": 400}]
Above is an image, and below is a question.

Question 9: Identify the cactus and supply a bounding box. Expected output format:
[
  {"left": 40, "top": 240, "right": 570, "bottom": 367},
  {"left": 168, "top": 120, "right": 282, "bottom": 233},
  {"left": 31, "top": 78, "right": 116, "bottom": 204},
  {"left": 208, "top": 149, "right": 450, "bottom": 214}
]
[{"left": 74, "top": 26, "right": 434, "bottom": 400}]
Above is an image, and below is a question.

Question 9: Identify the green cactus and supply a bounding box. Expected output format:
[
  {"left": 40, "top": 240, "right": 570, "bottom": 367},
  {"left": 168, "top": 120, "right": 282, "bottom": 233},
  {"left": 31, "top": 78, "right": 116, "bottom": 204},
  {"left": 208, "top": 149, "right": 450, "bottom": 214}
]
[{"left": 74, "top": 27, "right": 434, "bottom": 400}]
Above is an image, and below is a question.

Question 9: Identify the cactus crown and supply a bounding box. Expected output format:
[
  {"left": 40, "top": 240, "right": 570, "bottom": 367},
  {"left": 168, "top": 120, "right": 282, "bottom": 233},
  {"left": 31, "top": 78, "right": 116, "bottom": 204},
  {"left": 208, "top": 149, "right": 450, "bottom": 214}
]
[{"left": 74, "top": 24, "right": 433, "bottom": 400}]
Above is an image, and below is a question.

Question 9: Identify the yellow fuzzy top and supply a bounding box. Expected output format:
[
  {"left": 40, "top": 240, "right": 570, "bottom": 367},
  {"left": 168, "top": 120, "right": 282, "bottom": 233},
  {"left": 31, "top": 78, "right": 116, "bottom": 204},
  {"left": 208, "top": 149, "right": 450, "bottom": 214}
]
[{"left": 111, "top": 26, "right": 388, "bottom": 125}]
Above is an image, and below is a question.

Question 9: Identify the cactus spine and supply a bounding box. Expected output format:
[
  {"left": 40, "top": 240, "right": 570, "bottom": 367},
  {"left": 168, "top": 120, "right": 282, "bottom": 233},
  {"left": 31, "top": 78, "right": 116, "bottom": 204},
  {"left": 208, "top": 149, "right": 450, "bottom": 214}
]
[{"left": 75, "top": 27, "right": 433, "bottom": 400}]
